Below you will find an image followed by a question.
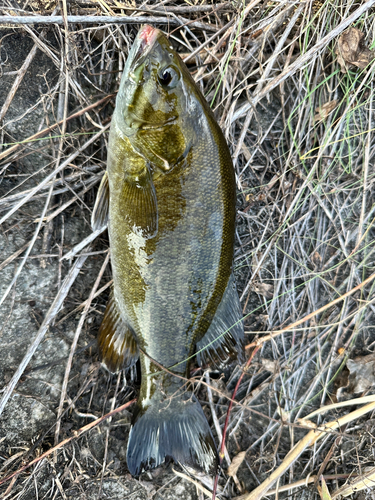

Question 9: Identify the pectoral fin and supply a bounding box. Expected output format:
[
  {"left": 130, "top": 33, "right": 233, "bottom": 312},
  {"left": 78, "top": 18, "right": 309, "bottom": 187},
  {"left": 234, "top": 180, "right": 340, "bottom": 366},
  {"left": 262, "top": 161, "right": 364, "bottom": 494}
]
[
  {"left": 98, "top": 289, "right": 139, "bottom": 373},
  {"left": 123, "top": 168, "right": 158, "bottom": 238},
  {"left": 196, "top": 273, "right": 244, "bottom": 367},
  {"left": 91, "top": 171, "right": 109, "bottom": 231}
]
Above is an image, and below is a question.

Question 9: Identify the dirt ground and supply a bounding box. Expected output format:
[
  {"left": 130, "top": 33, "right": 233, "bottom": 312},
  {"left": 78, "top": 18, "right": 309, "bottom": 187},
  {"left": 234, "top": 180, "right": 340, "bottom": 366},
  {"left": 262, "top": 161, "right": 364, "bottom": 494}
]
[{"left": 1, "top": 2, "right": 375, "bottom": 500}]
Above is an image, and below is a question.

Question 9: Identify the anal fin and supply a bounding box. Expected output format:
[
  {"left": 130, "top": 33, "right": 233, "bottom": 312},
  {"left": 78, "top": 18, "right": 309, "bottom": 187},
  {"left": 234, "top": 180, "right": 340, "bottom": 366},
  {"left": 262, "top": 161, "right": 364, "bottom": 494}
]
[
  {"left": 98, "top": 289, "right": 139, "bottom": 373},
  {"left": 92, "top": 171, "right": 109, "bottom": 231},
  {"left": 196, "top": 273, "right": 244, "bottom": 367}
]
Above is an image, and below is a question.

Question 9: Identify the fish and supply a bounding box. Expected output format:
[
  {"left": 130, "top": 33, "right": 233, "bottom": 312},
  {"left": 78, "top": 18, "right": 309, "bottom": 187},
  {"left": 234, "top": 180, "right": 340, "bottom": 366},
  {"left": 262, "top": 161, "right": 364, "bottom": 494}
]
[{"left": 92, "top": 24, "right": 244, "bottom": 477}]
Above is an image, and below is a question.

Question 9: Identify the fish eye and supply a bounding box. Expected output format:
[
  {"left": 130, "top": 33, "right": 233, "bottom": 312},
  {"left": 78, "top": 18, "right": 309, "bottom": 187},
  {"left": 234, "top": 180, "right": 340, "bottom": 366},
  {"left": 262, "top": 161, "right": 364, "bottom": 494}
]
[{"left": 158, "top": 66, "right": 179, "bottom": 89}]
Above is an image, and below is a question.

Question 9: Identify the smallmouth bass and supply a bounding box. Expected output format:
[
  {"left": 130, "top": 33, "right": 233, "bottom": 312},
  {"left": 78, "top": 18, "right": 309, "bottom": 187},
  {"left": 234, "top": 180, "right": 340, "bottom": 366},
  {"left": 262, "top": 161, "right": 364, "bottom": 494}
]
[{"left": 92, "top": 24, "right": 244, "bottom": 476}]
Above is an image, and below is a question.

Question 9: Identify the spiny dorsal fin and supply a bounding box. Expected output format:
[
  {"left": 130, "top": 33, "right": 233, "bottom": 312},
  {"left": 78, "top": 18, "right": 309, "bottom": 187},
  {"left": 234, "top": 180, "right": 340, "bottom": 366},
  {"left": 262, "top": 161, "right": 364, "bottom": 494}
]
[
  {"left": 196, "top": 273, "right": 244, "bottom": 367},
  {"left": 92, "top": 171, "right": 109, "bottom": 231},
  {"left": 98, "top": 289, "right": 139, "bottom": 373}
]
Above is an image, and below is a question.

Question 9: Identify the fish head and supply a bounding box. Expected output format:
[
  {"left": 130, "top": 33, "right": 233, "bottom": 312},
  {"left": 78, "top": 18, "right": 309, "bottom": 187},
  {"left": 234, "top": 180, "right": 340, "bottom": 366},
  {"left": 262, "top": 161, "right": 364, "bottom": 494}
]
[{"left": 116, "top": 25, "right": 201, "bottom": 170}]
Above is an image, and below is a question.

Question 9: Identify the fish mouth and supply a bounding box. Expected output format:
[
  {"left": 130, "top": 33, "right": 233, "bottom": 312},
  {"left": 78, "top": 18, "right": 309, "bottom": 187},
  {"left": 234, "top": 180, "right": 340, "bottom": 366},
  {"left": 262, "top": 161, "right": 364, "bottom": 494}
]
[
  {"left": 122, "top": 26, "right": 178, "bottom": 132},
  {"left": 139, "top": 25, "right": 158, "bottom": 45},
  {"left": 131, "top": 25, "right": 160, "bottom": 71}
]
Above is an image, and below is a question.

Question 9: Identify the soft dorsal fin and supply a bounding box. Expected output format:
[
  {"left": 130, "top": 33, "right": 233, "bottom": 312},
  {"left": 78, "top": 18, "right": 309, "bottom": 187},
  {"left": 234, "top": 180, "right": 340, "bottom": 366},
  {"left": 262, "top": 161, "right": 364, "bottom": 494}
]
[
  {"left": 196, "top": 273, "right": 244, "bottom": 367},
  {"left": 92, "top": 171, "right": 109, "bottom": 231},
  {"left": 98, "top": 289, "right": 139, "bottom": 373}
]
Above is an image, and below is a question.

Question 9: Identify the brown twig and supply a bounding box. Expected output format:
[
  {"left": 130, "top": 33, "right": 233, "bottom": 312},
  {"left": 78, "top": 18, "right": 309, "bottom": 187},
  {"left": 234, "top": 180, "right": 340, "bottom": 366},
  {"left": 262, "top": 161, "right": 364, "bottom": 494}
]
[
  {"left": 246, "top": 271, "right": 375, "bottom": 349},
  {"left": 54, "top": 252, "right": 110, "bottom": 445},
  {"left": 0, "top": 15, "right": 218, "bottom": 31},
  {"left": 138, "top": 347, "right": 281, "bottom": 425},
  {"left": 231, "top": 0, "right": 375, "bottom": 122},
  {"left": 0, "top": 242, "right": 29, "bottom": 272},
  {"left": 0, "top": 124, "right": 110, "bottom": 226},
  {"left": 183, "top": 18, "right": 235, "bottom": 63},
  {"left": 212, "top": 347, "right": 260, "bottom": 500},
  {"left": 72, "top": 2, "right": 231, "bottom": 14},
  {"left": 0, "top": 94, "right": 113, "bottom": 162},
  {"left": 0, "top": 39, "right": 39, "bottom": 122},
  {"left": 2, "top": 2, "right": 375, "bottom": 497},
  {"left": 0, "top": 398, "right": 136, "bottom": 487},
  {"left": 244, "top": 400, "right": 375, "bottom": 499},
  {"left": 0, "top": 253, "right": 89, "bottom": 416}
]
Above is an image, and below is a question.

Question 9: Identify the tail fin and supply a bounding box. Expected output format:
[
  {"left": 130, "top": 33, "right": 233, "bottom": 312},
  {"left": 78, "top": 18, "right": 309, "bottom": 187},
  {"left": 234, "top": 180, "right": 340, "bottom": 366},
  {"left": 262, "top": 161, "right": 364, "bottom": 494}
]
[{"left": 126, "top": 391, "right": 218, "bottom": 476}]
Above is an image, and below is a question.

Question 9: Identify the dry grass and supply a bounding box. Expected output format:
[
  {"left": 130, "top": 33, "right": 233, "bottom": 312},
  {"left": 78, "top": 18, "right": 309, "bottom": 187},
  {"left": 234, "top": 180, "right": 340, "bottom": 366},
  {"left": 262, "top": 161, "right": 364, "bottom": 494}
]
[{"left": 1, "top": 1, "right": 375, "bottom": 499}]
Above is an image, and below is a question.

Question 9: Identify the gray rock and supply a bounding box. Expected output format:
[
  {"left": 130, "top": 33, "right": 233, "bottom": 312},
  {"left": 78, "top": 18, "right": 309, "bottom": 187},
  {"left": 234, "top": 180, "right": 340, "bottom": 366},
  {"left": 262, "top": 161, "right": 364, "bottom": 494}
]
[
  {"left": 0, "top": 392, "right": 56, "bottom": 443},
  {"left": 67, "top": 478, "right": 148, "bottom": 500}
]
